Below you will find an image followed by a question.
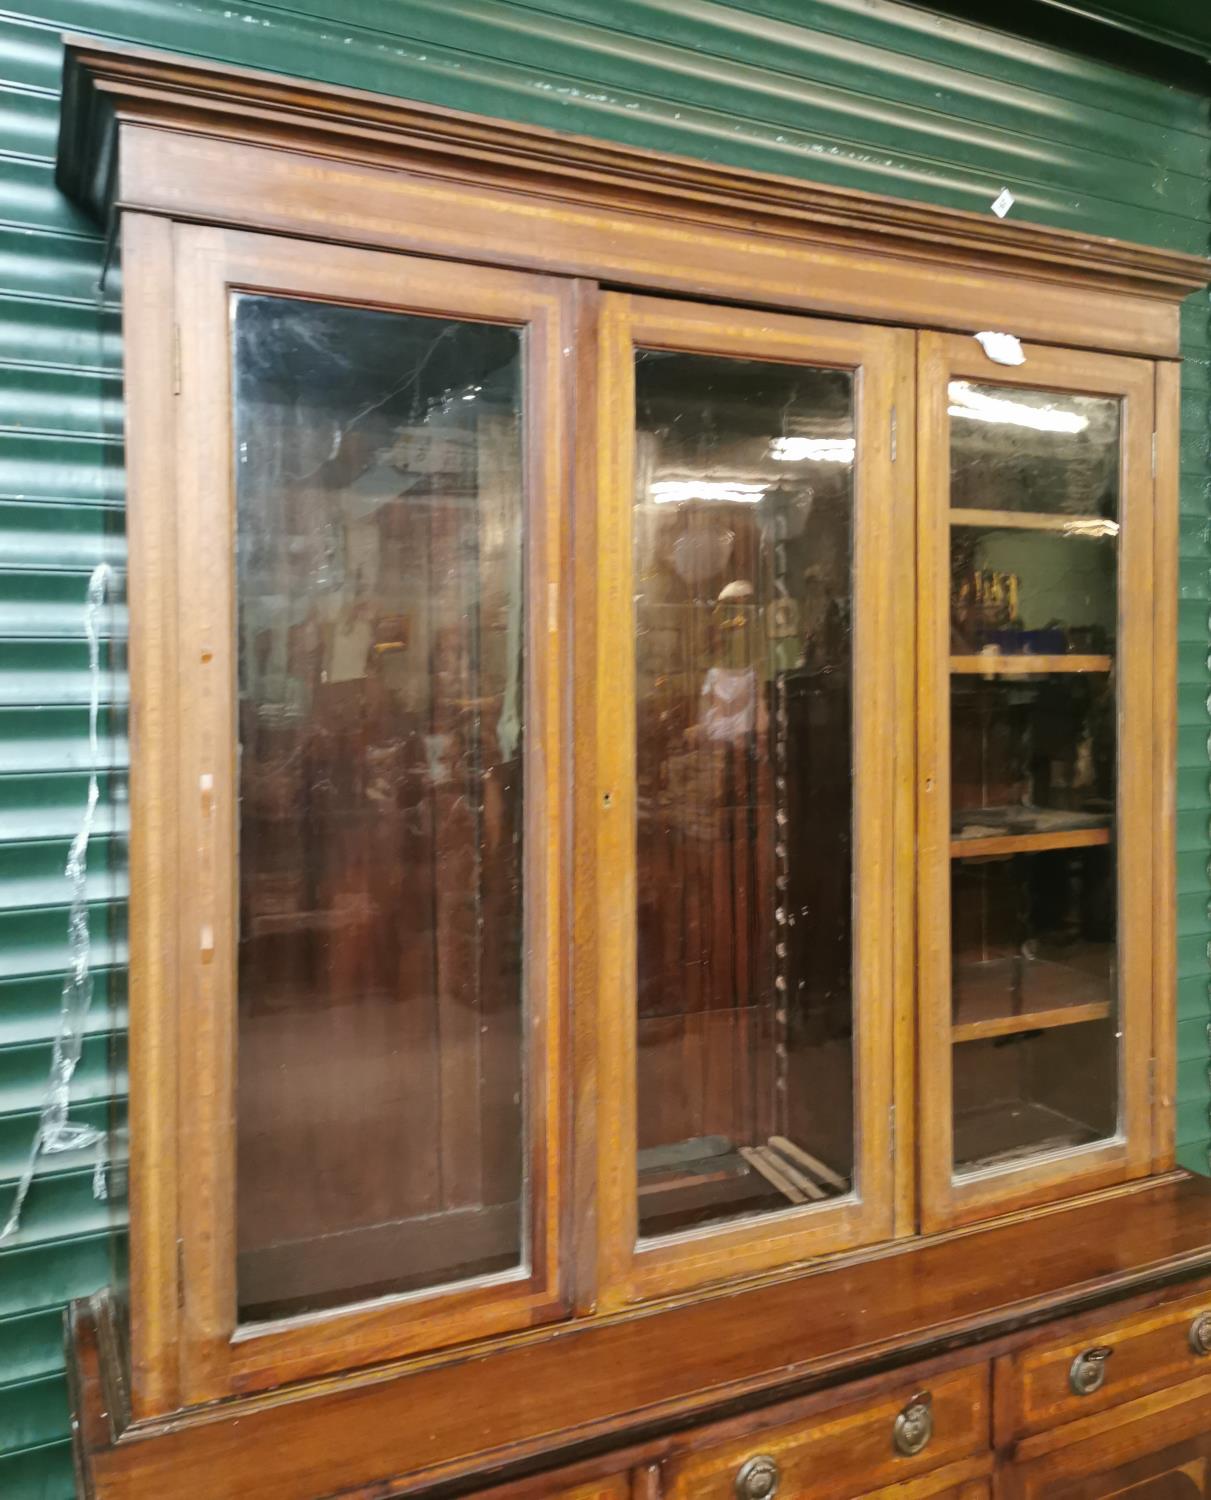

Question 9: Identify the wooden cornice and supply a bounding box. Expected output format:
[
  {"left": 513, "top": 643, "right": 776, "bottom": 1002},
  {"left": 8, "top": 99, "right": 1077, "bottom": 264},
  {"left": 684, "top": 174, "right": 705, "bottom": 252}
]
[{"left": 58, "top": 35, "right": 1209, "bottom": 308}]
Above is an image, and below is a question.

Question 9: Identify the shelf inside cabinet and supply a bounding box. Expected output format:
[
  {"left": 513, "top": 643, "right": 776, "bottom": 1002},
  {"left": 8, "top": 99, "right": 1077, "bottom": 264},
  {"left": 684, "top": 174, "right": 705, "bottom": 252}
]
[
  {"left": 949, "top": 507, "right": 1119, "bottom": 537},
  {"left": 953, "top": 1098, "right": 1105, "bottom": 1173},
  {"left": 952, "top": 942, "right": 1113, "bottom": 1042},
  {"left": 951, "top": 807, "right": 1112, "bottom": 859},
  {"left": 636, "top": 1135, "right": 848, "bottom": 1237},
  {"left": 950, "top": 654, "right": 1113, "bottom": 675}
]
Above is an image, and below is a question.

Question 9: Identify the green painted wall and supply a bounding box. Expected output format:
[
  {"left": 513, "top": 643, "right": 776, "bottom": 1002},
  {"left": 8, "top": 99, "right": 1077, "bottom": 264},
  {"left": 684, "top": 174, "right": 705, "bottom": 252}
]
[{"left": 0, "top": 3, "right": 1207, "bottom": 1495}]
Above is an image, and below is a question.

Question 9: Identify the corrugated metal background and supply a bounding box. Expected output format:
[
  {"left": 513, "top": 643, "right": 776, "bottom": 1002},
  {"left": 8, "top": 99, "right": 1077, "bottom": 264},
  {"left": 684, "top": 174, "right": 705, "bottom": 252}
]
[{"left": 0, "top": 3, "right": 1206, "bottom": 1495}]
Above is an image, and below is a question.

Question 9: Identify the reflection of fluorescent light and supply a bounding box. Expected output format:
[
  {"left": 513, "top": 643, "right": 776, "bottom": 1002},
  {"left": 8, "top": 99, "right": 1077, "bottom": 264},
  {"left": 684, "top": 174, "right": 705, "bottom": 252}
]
[
  {"left": 948, "top": 380, "right": 1089, "bottom": 434},
  {"left": 769, "top": 437, "right": 855, "bottom": 463},
  {"left": 650, "top": 480, "right": 768, "bottom": 504}
]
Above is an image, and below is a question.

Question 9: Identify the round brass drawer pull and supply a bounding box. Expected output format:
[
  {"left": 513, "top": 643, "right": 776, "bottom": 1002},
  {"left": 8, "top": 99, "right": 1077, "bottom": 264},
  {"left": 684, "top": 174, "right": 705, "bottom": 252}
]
[
  {"left": 892, "top": 1391, "right": 933, "bottom": 1457},
  {"left": 1189, "top": 1314, "right": 1211, "bottom": 1356},
  {"left": 1069, "top": 1345, "right": 1114, "bottom": 1396},
  {"left": 734, "top": 1455, "right": 780, "bottom": 1500}
]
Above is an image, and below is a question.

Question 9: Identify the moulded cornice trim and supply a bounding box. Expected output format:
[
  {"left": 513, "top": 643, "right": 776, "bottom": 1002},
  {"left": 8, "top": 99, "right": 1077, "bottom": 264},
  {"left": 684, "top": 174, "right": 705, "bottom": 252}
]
[{"left": 57, "top": 34, "right": 1210, "bottom": 305}]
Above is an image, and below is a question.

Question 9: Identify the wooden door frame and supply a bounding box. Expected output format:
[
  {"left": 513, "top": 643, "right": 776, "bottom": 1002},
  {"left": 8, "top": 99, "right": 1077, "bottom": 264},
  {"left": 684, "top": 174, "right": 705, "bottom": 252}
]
[
  {"left": 136, "top": 222, "right": 575, "bottom": 1406},
  {"left": 590, "top": 293, "right": 914, "bottom": 1309},
  {"left": 916, "top": 332, "right": 1161, "bottom": 1233}
]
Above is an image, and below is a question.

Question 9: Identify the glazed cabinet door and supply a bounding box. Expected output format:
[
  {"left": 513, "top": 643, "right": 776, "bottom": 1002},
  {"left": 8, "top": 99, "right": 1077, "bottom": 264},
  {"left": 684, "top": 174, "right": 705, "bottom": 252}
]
[
  {"left": 589, "top": 294, "right": 914, "bottom": 1306},
  {"left": 144, "top": 223, "right": 573, "bottom": 1403},
  {"left": 916, "top": 333, "right": 1158, "bottom": 1231}
]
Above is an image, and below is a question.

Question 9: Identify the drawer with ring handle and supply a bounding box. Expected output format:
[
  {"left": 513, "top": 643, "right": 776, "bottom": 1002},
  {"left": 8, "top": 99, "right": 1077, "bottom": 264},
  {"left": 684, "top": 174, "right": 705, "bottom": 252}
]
[
  {"left": 662, "top": 1364, "right": 989, "bottom": 1500},
  {"left": 997, "top": 1285, "right": 1211, "bottom": 1440}
]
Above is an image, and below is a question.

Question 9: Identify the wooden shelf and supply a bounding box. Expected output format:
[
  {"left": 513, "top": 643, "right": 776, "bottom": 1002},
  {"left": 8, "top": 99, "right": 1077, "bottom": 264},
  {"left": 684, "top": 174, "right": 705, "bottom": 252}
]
[
  {"left": 637, "top": 1135, "right": 848, "bottom": 1237},
  {"left": 951, "top": 813, "right": 1111, "bottom": 859},
  {"left": 949, "top": 507, "right": 1119, "bottom": 537},
  {"left": 953, "top": 996, "right": 1112, "bottom": 1044},
  {"left": 951, "top": 654, "right": 1112, "bottom": 675},
  {"left": 953, "top": 1099, "right": 1105, "bottom": 1173},
  {"left": 952, "top": 944, "right": 1114, "bottom": 1043}
]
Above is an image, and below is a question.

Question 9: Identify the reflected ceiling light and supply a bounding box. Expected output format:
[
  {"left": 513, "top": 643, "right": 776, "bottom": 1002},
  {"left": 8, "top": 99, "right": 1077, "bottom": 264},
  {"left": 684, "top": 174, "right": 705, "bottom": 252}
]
[
  {"left": 768, "top": 436, "right": 855, "bottom": 463},
  {"left": 948, "top": 380, "right": 1089, "bottom": 434},
  {"left": 650, "top": 479, "right": 768, "bottom": 504}
]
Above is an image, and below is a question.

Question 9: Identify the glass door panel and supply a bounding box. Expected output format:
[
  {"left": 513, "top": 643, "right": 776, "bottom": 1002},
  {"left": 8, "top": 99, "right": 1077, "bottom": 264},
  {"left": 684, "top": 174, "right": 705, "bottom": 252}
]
[
  {"left": 232, "top": 295, "right": 528, "bottom": 1319},
  {"left": 632, "top": 350, "right": 856, "bottom": 1238},
  {"left": 918, "top": 335, "right": 1155, "bottom": 1229},
  {"left": 594, "top": 294, "right": 909, "bottom": 1304}
]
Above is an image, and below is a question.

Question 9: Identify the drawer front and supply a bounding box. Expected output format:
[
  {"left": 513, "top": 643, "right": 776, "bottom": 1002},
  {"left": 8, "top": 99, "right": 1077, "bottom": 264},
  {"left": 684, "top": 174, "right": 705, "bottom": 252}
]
[
  {"left": 662, "top": 1364, "right": 990, "bottom": 1500},
  {"left": 1003, "top": 1288, "right": 1211, "bottom": 1438},
  {"left": 858, "top": 1471, "right": 991, "bottom": 1499},
  {"left": 551, "top": 1484, "right": 631, "bottom": 1500},
  {"left": 1004, "top": 1377, "right": 1211, "bottom": 1499}
]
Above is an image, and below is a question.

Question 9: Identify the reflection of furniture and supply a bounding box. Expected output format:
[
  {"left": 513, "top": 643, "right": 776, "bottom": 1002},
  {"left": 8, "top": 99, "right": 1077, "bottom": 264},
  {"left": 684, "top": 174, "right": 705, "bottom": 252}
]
[{"left": 58, "top": 37, "right": 1211, "bottom": 1500}]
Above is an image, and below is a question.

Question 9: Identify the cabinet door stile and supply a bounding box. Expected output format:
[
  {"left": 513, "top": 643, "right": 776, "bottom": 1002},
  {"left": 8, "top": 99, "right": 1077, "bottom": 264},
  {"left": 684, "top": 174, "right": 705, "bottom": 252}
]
[
  {"left": 593, "top": 292, "right": 643, "bottom": 1305},
  {"left": 122, "top": 210, "right": 185, "bottom": 1421},
  {"left": 916, "top": 331, "right": 957, "bottom": 1235},
  {"left": 1152, "top": 360, "right": 1181, "bottom": 1173}
]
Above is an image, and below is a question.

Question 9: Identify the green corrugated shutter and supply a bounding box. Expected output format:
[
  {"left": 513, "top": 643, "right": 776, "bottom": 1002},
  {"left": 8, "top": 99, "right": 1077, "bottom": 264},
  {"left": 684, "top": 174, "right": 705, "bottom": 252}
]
[{"left": 0, "top": 4, "right": 1207, "bottom": 1496}]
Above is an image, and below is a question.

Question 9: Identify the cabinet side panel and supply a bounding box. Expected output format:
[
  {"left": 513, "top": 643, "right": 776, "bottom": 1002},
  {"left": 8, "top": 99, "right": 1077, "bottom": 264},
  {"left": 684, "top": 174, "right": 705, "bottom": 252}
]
[{"left": 120, "top": 211, "right": 180, "bottom": 1419}]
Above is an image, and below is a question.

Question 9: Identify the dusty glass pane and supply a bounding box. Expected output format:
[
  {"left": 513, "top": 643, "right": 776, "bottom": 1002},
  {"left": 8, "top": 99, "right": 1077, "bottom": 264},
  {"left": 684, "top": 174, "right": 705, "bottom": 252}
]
[
  {"left": 232, "top": 293, "right": 526, "bottom": 1320},
  {"left": 633, "top": 349, "right": 856, "bottom": 1239},
  {"left": 948, "top": 383, "right": 1123, "bottom": 1177},
  {"left": 949, "top": 382, "right": 1120, "bottom": 517}
]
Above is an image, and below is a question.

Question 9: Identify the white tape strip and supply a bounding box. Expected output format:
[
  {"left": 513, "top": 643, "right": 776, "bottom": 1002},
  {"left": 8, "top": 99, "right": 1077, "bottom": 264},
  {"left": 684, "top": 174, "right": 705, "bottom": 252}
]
[{"left": 1, "top": 563, "right": 114, "bottom": 1244}]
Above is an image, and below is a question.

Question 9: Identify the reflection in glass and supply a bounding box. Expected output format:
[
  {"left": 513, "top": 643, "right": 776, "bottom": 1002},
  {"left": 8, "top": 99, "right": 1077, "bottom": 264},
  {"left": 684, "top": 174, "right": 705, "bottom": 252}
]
[
  {"left": 951, "top": 675, "right": 1115, "bottom": 838},
  {"left": 632, "top": 349, "right": 855, "bottom": 1239},
  {"left": 232, "top": 294, "right": 526, "bottom": 1320},
  {"left": 950, "top": 526, "right": 1116, "bottom": 658},
  {"left": 949, "top": 382, "right": 1120, "bottom": 517},
  {"left": 947, "top": 381, "right": 1123, "bottom": 1176}
]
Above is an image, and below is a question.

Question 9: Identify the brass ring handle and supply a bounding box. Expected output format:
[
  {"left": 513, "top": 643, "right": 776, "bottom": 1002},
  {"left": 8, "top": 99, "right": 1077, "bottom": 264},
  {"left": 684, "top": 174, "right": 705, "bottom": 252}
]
[
  {"left": 1189, "top": 1314, "right": 1211, "bottom": 1356},
  {"left": 1069, "top": 1345, "right": 1114, "bottom": 1396},
  {"left": 892, "top": 1391, "right": 933, "bottom": 1457},
  {"left": 734, "top": 1455, "right": 779, "bottom": 1500}
]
